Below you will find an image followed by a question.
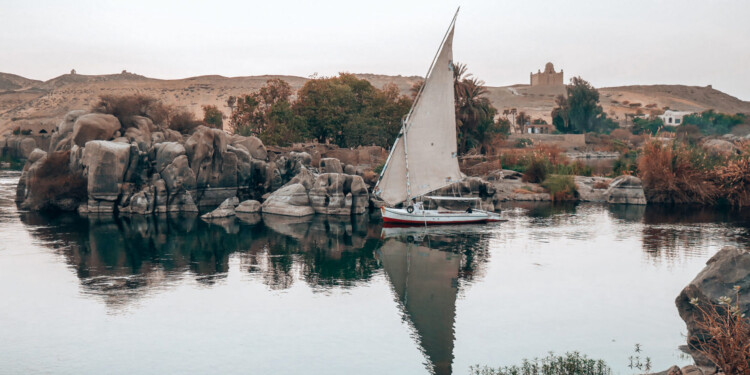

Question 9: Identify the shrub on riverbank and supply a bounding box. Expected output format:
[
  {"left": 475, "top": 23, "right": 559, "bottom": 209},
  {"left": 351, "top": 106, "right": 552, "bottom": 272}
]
[
  {"left": 469, "top": 352, "right": 611, "bottom": 375},
  {"left": 496, "top": 146, "right": 593, "bottom": 182},
  {"left": 689, "top": 288, "right": 750, "bottom": 374},
  {"left": 27, "top": 151, "right": 87, "bottom": 210},
  {"left": 542, "top": 175, "right": 578, "bottom": 201},
  {"left": 637, "top": 139, "right": 750, "bottom": 206}
]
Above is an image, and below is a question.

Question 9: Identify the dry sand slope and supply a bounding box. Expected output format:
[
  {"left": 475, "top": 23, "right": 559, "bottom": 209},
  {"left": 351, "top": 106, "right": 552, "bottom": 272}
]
[{"left": 1, "top": 71, "right": 748, "bottom": 134}]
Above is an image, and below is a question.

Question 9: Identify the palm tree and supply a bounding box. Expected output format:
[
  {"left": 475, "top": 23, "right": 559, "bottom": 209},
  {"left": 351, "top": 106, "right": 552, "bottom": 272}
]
[{"left": 452, "top": 62, "right": 495, "bottom": 153}]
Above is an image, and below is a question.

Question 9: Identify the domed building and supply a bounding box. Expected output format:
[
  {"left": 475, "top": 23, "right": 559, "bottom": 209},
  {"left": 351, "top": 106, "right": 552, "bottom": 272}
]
[{"left": 530, "top": 62, "right": 564, "bottom": 86}]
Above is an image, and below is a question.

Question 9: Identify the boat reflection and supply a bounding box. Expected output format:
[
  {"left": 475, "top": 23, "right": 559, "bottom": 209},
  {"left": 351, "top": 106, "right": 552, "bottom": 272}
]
[
  {"left": 19, "top": 209, "right": 492, "bottom": 374},
  {"left": 378, "top": 227, "right": 491, "bottom": 375}
]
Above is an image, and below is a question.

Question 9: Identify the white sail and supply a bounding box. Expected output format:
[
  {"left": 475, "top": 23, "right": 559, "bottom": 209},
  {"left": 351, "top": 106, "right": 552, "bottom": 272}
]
[{"left": 376, "top": 11, "right": 463, "bottom": 206}]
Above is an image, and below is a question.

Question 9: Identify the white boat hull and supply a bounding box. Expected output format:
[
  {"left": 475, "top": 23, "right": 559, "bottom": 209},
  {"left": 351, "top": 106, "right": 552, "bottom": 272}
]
[{"left": 381, "top": 206, "right": 502, "bottom": 226}]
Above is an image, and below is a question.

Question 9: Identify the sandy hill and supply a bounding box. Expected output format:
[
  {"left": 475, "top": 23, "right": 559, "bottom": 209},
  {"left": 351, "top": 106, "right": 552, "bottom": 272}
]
[
  {"left": 0, "top": 73, "right": 43, "bottom": 91},
  {"left": 1, "top": 71, "right": 748, "bottom": 134}
]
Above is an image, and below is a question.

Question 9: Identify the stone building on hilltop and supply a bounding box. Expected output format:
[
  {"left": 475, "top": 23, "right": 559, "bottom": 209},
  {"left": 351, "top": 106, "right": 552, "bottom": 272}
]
[{"left": 530, "top": 62, "right": 563, "bottom": 86}]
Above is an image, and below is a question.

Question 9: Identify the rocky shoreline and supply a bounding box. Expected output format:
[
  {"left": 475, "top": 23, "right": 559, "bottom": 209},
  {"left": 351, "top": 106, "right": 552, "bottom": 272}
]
[{"left": 2, "top": 110, "right": 649, "bottom": 218}]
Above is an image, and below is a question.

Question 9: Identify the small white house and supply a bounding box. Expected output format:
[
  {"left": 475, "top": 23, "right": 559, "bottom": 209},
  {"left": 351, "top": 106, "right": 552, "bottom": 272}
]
[{"left": 659, "top": 110, "right": 693, "bottom": 126}]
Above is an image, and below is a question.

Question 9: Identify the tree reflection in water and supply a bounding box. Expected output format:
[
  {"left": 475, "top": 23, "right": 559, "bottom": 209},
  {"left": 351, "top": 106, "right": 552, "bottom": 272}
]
[
  {"left": 19, "top": 200, "right": 750, "bottom": 375},
  {"left": 608, "top": 204, "right": 750, "bottom": 265},
  {"left": 19, "top": 210, "right": 493, "bottom": 375}
]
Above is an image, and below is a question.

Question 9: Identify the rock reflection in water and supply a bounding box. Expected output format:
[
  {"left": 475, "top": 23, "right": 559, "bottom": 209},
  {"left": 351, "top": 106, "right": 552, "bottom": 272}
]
[
  {"left": 19, "top": 211, "right": 385, "bottom": 305},
  {"left": 19, "top": 208, "right": 493, "bottom": 374}
]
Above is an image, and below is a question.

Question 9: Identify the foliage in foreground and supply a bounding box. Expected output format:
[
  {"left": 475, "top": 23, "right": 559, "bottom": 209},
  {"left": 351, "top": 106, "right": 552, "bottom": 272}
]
[
  {"left": 469, "top": 352, "right": 611, "bottom": 375},
  {"left": 689, "top": 287, "right": 750, "bottom": 374}
]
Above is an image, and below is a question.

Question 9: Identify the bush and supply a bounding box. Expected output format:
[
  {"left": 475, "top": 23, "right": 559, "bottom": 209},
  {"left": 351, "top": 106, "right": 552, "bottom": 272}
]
[
  {"left": 93, "top": 94, "right": 158, "bottom": 127},
  {"left": 28, "top": 151, "right": 87, "bottom": 210},
  {"left": 715, "top": 158, "right": 750, "bottom": 206},
  {"left": 469, "top": 352, "right": 611, "bottom": 375},
  {"left": 554, "top": 161, "right": 592, "bottom": 177},
  {"left": 637, "top": 141, "right": 720, "bottom": 204},
  {"left": 202, "top": 105, "right": 223, "bottom": 129},
  {"left": 522, "top": 157, "right": 549, "bottom": 183},
  {"left": 688, "top": 287, "right": 750, "bottom": 374},
  {"left": 542, "top": 175, "right": 578, "bottom": 201},
  {"left": 612, "top": 150, "right": 638, "bottom": 176},
  {"left": 169, "top": 110, "right": 202, "bottom": 134},
  {"left": 515, "top": 138, "right": 533, "bottom": 148}
]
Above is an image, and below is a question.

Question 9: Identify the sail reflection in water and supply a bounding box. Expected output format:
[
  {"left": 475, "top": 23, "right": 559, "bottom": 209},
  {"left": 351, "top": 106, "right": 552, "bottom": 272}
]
[
  {"left": 19, "top": 207, "right": 490, "bottom": 374},
  {"left": 378, "top": 227, "right": 491, "bottom": 375}
]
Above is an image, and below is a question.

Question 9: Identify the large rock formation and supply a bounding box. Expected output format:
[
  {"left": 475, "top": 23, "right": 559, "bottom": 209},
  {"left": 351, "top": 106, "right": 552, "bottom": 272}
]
[
  {"left": 49, "top": 110, "right": 86, "bottom": 152},
  {"left": 262, "top": 183, "right": 315, "bottom": 217},
  {"left": 605, "top": 175, "right": 647, "bottom": 205},
  {"left": 309, "top": 173, "right": 369, "bottom": 215},
  {"left": 702, "top": 139, "right": 739, "bottom": 156},
  {"left": 575, "top": 176, "right": 612, "bottom": 202},
  {"left": 236, "top": 199, "right": 261, "bottom": 213},
  {"left": 676, "top": 246, "right": 750, "bottom": 367},
  {"left": 72, "top": 114, "right": 121, "bottom": 147},
  {"left": 202, "top": 196, "right": 240, "bottom": 219},
  {"left": 82, "top": 141, "right": 132, "bottom": 213},
  {"left": 2, "top": 135, "right": 39, "bottom": 159},
  {"left": 13, "top": 110, "right": 378, "bottom": 217}
]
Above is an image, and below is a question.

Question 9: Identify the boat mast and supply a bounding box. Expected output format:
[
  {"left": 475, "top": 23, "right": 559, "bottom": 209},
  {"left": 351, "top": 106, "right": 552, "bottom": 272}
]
[{"left": 376, "top": 7, "right": 460, "bottom": 204}]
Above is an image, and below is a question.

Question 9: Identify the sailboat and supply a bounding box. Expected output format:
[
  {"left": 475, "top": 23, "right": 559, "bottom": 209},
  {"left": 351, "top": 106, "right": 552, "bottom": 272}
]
[{"left": 374, "top": 9, "right": 503, "bottom": 225}]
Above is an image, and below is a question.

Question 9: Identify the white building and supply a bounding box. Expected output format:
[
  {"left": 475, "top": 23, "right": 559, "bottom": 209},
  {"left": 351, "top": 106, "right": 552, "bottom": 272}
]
[{"left": 659, "top": 110, "right": 693, "bottom": 126}]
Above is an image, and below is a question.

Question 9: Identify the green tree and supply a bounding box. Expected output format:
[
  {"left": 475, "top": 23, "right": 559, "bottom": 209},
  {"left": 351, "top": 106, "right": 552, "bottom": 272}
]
[
  {"left": 552, "top": 76, "right": 618, "bottom": 134},
  {"left": 202, "top": 105, "right": 223, "bottom": 128},
  {"left": 682, "top": 110, "right": 747, "bottom": 135},
  {"left": 293, "top": 73, "right": 411, "bottom": 148},
  {"left": 229, "top": 79, "right": 307, "bottom": 146},
  {"left": 632, "top": 117, "right": 667, "bottom": 135}
]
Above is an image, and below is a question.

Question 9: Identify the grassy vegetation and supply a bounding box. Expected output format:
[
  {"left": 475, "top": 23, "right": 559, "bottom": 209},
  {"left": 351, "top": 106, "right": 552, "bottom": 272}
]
[
  {"left": 611, "top": 150, "right": 638, "bottom": 177},
  {"left": 542, "top": 175, "right": 578, "bottom": 201},
  {"left": 93, "top": 94, "right": 205, "bottom": 133},
  {"left": 496, "top": 146, "right": 593, "bottom": 182},
  {"left": 636, "top": 139, "right": 750, "bottom": 205},
  {"left": 689, "top": 287, "right": 750, "bottom": 374},
  {"left": 469, "top": 352, "right": 611, "bottom": 375}
]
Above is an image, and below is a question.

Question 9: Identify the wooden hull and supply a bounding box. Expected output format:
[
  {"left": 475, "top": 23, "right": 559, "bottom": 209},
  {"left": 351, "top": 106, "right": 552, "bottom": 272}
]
[{"left": 381, "top": 207, "right": 502, "bottom": 226}]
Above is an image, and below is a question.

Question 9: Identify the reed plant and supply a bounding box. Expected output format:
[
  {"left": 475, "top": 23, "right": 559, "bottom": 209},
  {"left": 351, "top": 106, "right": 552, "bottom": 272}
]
[
  {"left": 689, "top": 287, "right": 750, "bottom": 374},
  {"left": 469, "top": 352, "right": 611, "bottom": 375}
]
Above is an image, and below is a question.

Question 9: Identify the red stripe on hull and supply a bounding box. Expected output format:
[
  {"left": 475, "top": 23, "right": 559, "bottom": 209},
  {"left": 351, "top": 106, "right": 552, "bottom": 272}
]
[{"left": 382, "top": 217, "right": 489, "bottom": 225}]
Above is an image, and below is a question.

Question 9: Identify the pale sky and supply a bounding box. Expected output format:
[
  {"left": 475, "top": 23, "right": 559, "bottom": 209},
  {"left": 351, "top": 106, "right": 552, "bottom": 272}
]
[{"left": 2, "top": 0, "right": 749, "bottom": 100}]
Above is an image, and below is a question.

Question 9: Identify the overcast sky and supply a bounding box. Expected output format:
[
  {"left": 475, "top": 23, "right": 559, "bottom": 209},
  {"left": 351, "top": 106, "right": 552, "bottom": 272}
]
[{"left": 2, "top": 0, "right": 749, "bottom": 99}]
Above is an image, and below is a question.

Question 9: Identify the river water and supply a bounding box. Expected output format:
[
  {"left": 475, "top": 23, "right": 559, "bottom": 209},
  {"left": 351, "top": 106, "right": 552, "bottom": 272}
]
[{"left": 2, "top": 170, "right": 749, "bottom": 375}]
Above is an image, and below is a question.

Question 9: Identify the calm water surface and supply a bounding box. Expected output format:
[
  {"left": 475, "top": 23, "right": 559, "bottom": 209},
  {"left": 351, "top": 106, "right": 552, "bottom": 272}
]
[{"left": 2, "top": 170, "right": 750, "bottom": 375}]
